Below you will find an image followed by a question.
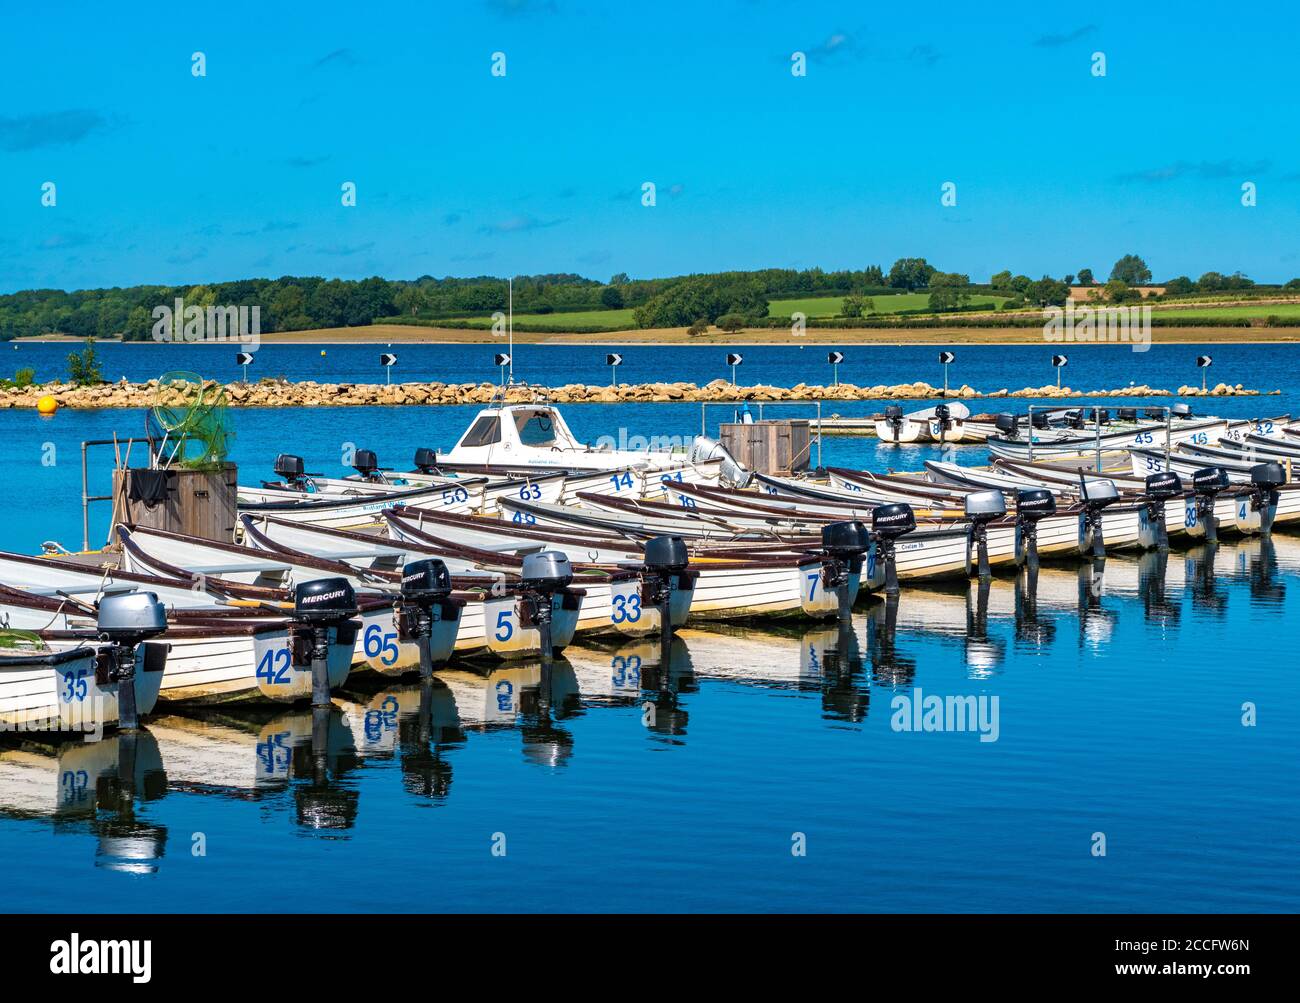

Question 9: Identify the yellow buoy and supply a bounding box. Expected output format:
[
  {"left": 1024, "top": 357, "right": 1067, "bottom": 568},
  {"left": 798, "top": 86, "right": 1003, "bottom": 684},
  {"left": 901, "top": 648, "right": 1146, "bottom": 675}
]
[
  {"left": 320, "top": 350, "right": 327, "bottom": 356},
  {"left": 37, "top": 395, "right": 58, "bottom": 416}
]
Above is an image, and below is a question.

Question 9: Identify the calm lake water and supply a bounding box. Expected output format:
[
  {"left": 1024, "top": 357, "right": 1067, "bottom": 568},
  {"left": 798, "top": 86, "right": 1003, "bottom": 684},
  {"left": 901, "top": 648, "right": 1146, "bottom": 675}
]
[{"left": 0, "top": 342, "right": 1296, "bottom": 912}]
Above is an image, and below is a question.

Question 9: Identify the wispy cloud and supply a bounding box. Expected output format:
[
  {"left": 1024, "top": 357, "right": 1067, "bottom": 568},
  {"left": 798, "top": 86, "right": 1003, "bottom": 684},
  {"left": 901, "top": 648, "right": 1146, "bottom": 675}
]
[
  {"left": 311, "top": 48, "right": 359, "bottom": 70},
  {"left": 904, "top": 44, "right": 941, "bottom": 66},
  {"left": 318, "top": 241, "right": 375, "bottom": 256},
  {"left": 1115, "top": 159, "right": 1270, "bottom": 183},
  {"left": 485, "top": 0, "right": 558, "bottom": 16},
  {"left": 479, "top": 214, "right": 565, "bottom": 234},
  {"left": 0, "top": 110, "right": 111, "bottom": 152},
  {"left": 804, "top": 31, "right": 857, "bottom": 65},
  {"left": 1035, "top": 24, "right": 1097, "bottom": 48}
]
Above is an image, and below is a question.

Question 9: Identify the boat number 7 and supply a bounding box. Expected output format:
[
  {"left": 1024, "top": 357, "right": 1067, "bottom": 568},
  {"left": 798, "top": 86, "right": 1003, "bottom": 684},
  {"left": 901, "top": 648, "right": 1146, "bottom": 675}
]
[{"left": 807, "top": 571, "right": 819, "bottom": 601}]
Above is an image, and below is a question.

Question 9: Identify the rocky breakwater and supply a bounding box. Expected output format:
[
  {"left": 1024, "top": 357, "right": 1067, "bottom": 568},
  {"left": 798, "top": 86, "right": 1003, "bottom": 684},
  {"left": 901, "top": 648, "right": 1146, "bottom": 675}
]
[{"left": 0, "top": 377, "right": 1277, "bottom": 409}]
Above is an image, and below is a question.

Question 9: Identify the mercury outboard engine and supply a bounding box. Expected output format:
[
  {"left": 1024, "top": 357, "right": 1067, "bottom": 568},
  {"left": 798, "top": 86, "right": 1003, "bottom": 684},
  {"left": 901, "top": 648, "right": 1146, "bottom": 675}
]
[
  {"left": 881, "top": 404, "right": 906, "bottom": 441},
  {"left": 520, "top": 552, "right": 573, "bottom": 668},
  {"left": 821, "top": 521, "right": 869, "bottom": 620},
  {"left": 1139, "top": 471, "right": 1183, "bottom": 550},
  {"left": 1192, "top": 466, "right": 1230, "bottom": 543},
  {"left": 264, "top": 454, "right": 316, "bottom": 491},
  {"left": 964, "top": 490, "right": 1006, "bottom": 579},
  {"left": 994, "top": 413, "right": 1020, "bottom": 440},
  {"left": 292, "top": 578, "right": 359, "bottom": 706},
  {"left": 96, "top": 591, "right": 167, "bottom": 730},
  {"left": 690, "top": 436, "right": 752, "bottom": 489},
  {"left": 870, "top": 503, "right": 916, "bottom": 594},
  {"left": 413, "top": 448, "right": 439, "bottom": 475},
  {"left": 1249, "top": 461, "right": 1286, "bottom": 535},
  {"left": 1014, "top": 488, "right": 1056, "bottom": 570},
  {"left": 398, "top": 559, "right": 456, "bottom": 679},
  {"left": 642, "top": 536, "right": 694, "bottom": 639},
  {"left": 932, "top": 403, "right": 953, "bottom": 440},
  {"left": 1078, "top": 478, "right": 1120, "bottom": 558},
  {"left": 1030, "top": 412, "right": 1051, "bottom": 430},
  {"left": 351, "top": 449, "right": 382, "bottom": 482}
]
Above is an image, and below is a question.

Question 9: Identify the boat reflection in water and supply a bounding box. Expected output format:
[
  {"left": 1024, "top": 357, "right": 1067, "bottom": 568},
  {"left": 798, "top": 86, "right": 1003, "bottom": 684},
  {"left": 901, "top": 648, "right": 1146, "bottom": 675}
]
[{"left": 0, "top": 729, "right": 167, "bottom": 874}]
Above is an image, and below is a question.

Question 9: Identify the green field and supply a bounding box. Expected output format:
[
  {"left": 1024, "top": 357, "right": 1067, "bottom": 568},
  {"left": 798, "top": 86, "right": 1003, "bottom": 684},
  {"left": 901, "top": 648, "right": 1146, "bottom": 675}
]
[
  {"left": 768, "top": 293, "right": 1008, "bottom": 317},
  {"left": 446, "top": 308, "right": 637, "bottom": 329},
  {"left": 1153, "top": 302, "right": 1300, "bottom": 320}
]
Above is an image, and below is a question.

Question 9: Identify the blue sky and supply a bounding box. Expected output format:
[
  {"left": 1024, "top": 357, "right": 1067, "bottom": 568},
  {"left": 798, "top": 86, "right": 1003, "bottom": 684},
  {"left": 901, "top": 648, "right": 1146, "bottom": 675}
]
[{"left": 2, "top": 0, "right": 1297, "bottom": 292}]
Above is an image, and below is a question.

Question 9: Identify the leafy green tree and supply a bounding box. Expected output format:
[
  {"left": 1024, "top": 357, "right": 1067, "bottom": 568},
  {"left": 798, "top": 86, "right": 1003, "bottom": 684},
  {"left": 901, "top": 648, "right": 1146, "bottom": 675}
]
[
  {"left": 1026, "top": 276, "right": 1069, "bottom": 307},
  {"left": 600, "top": 285, "right": 624, "bottom": 309},
  {"left": 1076, "top": 268, "right": 1094, "bottom": 286},
  {"left": 715, "top": 314, "right": 745, "bottom": 333},
  {"left": 687, "top": 318, "right": 709, "bottom": 336},
  {"left": 1110, "top": 254, "right": 1152, "bottom": 286},
  {"left": 841, "top": 295, "right": 864, "bottom": 318},
  {"left": 927, "top": 272, "right": 972, "bottom": 311},
  {"left": 1164, "top": 276, "right": 1195, "bottom": 295},
  {"left": 67, "top": 338, "right": 103, "bottom": 386},
  {"left": 1103, "top": 279, "right": 1135, "bottom": 303},
  {"left": 989, "top": 270, "right": 1013, "bottom": 290},
  {"left": 887, "top": 258, "right": 936, "bottom": 290},
  {"left": 862, "top": 265, "right": 885, "bottom": 286},
  {"left": 1284, "top": 278, "right": 1300, "bottom": 290}
]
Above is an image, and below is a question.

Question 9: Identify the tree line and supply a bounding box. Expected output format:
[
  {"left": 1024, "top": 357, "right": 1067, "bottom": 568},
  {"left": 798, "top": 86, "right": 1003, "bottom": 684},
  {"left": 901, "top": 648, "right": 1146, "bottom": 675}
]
[{"left": 2, "top": 256, "right": 1298, "bottom": 340}]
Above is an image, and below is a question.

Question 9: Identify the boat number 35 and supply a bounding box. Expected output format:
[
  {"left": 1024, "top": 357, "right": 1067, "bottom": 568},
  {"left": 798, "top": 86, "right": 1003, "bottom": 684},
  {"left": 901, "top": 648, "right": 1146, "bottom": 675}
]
[
  {"left": 363, "top": 623, "right": 400, "bottom": 665},
  {"left": 59, "top": 668, "right": 90, "bottom": 703},
  {"left": 610, "top": 592, "right": 642, "bottom": 624}
]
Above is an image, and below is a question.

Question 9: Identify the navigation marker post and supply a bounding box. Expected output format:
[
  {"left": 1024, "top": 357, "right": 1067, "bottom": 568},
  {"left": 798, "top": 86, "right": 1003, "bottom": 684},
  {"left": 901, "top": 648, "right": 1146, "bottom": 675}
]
[
  {"left": 726, "top": 352, "right": 743, "bottom": 387},
  {"left": 938, "top": 351, "right": 955, "bottom": 394},
  {"left": 827, "top": 351, "right": 844, "bottom": 387},
  {"left": 236, "top": 351, "right": 253, "bottom": 383},
  {"left": 495, "top": 353, "right": 511, "bottom": 388},
  {"left": 1052, "top": 354, "right": 1068, "bottom": 389},
  {"left": 1197, "top": 355, "right": 1212, "bottom": 393},
  {"left": 606, "top": 352, "right": 623, "bottom": 385},
  {"left": 380, "top": 352, "right": 397, "bottom": 384}
]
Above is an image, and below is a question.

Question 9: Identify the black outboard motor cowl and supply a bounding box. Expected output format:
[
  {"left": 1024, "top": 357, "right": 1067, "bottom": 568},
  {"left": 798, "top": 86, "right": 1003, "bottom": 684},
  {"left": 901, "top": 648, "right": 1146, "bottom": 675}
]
[
  {"left": 413, "top": 448, "right": 439, "bottom": 474},
  {"left": 401, "top": 559, "right": 452, "bottom": 601},
  {"left": 1141, "top": 472, "right": 1183, "bottom": 551},
  {"left": 352, "top": 449, "right": 380, "bottom": 480},
  {"left": 1249, "top": 461, "right": 1286, "bottom": 535},
  {"left": 292, "top": 578, "right": 358, "bottom": 706},
  {"left": 644, "top": 535, "right": 689, "bottom": 571},
  {"left": 1192, "top": 466, "right": 1229, "bottom": 544},
  {"left": 994, "top": 413, "right": 1019, "bottom": 438},
  {"left": 870, "top": 503, "right": 916, "bottom": 594}
]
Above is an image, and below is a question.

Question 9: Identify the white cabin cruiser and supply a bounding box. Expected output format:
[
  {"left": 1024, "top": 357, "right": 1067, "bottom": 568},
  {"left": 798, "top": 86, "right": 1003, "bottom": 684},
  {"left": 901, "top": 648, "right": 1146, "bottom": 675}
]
[{"left": 437, "top": 404, "right": 745, "bottom": 481}]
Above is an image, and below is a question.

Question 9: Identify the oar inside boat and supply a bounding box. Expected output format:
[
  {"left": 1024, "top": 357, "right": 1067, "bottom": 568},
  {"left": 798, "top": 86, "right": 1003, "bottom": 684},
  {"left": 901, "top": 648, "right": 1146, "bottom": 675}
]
[
  {"left": 94, "top": 590, "right": 167, "bottom": 730},
  {"left": 1014, "top": 488, "right": 1056, "bottom": 571},
  {"left": 964, "top": 490, "right": 1006, "bottom": 580},
  {"left": 1139, "top": 471, "right": 1183, "bottom": 550},
  {"left": 1192, "top": 467, "right": 1230, "bottom": 543},
  {"left": 291, "top": 578, "right": 360, "bottom": 707}
]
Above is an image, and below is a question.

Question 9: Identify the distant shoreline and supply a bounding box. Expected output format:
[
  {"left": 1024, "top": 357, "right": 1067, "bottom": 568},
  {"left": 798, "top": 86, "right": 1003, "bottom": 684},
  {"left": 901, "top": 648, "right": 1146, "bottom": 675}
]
[{"left": 12, "top": 323, "right": 1300, "bottom": 347}]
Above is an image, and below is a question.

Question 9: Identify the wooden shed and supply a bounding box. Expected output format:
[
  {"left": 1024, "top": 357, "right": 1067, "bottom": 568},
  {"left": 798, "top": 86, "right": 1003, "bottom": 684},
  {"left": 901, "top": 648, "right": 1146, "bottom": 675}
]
[
  {"left": 111, "top": 464, "right": 238, "bottom": 544},
  {"left": 719, "top": 420, "right": 812, "bottom": 476}
]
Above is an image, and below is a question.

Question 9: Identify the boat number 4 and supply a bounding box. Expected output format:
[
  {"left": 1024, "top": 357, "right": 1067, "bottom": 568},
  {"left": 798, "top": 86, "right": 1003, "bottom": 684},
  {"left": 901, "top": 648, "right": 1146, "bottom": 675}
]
[{"left": 363, "top": 623, "right": 400, "bottom": 665}]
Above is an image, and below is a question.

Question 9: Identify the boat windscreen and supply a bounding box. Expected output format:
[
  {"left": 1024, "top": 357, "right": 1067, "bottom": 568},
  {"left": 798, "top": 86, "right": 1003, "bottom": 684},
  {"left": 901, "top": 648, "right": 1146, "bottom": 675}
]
[
  {"left": 460, "top": 416, "right": 501, "bottom": 447},
  {"left": 515, "top": 410, "right": 559, "bottom": 446}
]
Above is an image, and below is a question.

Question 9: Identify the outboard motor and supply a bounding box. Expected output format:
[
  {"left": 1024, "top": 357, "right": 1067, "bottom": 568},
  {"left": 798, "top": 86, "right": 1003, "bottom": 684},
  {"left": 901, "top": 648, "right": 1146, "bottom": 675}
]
[
  {"left": 95, "top": 591, "right": 167, "bottom": 730},
  {"left": 1030, "top": 412, "right": 1051, "bottom": 430},
  {"left": 881, "top": 404, "right": 905, "bottom": 442},
  {"left": 642, "top": 536, "right": 694, "bottom": 639},
  {"left": 1078, "top": 478, "right": 1120, "bottom": 558},
  {"left": 519, "top": 552, "right": 573, "bottom": 668},
  {"left": 1248, "top": 461, "right": 1286, "bottom": 535},
  {"left": 1143, "top": 407, "right": 1165, "bottom": 421},
  {"left": 1192, "top": 466, "right": 1230, "bottom": 543},
  {"left": 870, "top": 503, "right": 916, "bottom": 594},
  {"left": 932, "top": 403, "right": 952, "bottom": 440},
  {"left": 413, "top": 448, "right": 439, "bottom": 474},
  {"left": 1172, "top": 403, "right": 1192, "bottom": 419},
  {"left": 397, "top": 559, "right": 455, "bottom": 679},
  {"left": 993, "top": 413, "right": 1020, "bottom": 440},
  {"left": 1014, "top": 488, "right": 1056, "bottom": 570},
  {"left": 1092, "top": 408, "right": 1110, "bottom": 426},
  {"left": 964, "top": 490, "right": 1006, "bottom": 579},
  {"left": 1140, "top": 471, "right": 1183, "bottom": 550},
  {"left": 1066, "top": 409, "right": 1086, "bottom": 431},
  {"left": 264, "top": 453, "right": 315, "bottom": 491},
  {"left": 689, "top": 436, "right": 752, "bottom": 489},
  {"left": 292, "top": 578, "right": 359, "bottom": 706},
  {"left": 351, "top": 449, "right": 382, "bottom": 482},
  {"left": 820, "top": 522, "right": 869, "bottom": 620},
  {"left": 1117, "top": 407, "right": 1137, "bottom": 422}
]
